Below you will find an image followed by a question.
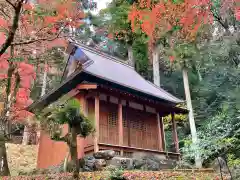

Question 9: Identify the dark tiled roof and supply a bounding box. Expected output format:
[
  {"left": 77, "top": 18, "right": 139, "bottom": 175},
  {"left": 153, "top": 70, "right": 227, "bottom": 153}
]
[
  {"left": 27, "top": 42, "right": 186, "bottom": 113},
  {"left": 76, "top": 43, "right": 183, "bottom": 104}
]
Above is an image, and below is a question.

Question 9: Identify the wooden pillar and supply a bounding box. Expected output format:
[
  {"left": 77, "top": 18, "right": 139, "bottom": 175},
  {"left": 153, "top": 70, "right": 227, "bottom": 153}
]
[
  {"left": 126, "top": 101, "right": 131, "bottom": 147},
  {"left": 94, "top": 94, "right": 100, "bottom": 153},
  {"left": 118, "top": 99, "right": 123, "bottom": 156},
  {"left": 171, "top": 113, "right": 179, "bottom": 153},
  {"left": 78, "top": 92, "right": 87, "bottom": 116},
  {"left": 160, "top": 116, "right": 166, "bottom": 151},
  {"left": 157, "top": 113, "right": 163, "bottom": 151}
]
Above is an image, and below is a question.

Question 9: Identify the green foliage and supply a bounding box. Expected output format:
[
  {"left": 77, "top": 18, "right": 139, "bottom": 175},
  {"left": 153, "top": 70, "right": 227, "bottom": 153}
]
[
  {"left": 132, "top": 39, "right": 151, "bottom": 79},
  {"left": 39, "top": 99, "right": 94, "bottom": 141},
  {"left": 30, "top": 47, "right": 65, "bottom": 100},
  {"left": 52, "top": 99, "right": 81, "bottom": 125},
  {"left": 156, "top": 22, "right": 240, "bottom": 166},
  {"left": 182, "top": 109, "right": 240, "bottom": 165},
  {"left": 100, "top": 0, "right": 133, "bottom": 44},
  {"left": 228, "top": 154, "right": 240, "bottom": 167},
  {"left": 108, "top": 168, "right": 126, "bottom": 180},
  {"left": 99, "top": 0, "right": 150, "bottom": 78},
  {"left": 52, "top": 99, "right": 93, "bottom": 137}
]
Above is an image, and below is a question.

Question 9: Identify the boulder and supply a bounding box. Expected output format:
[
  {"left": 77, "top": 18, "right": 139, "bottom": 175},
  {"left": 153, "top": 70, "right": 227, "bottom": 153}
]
[
  {"left": 132, "top": 158, "right": 145, "bottom": 169},
  {"left": 142, "top": 158, "right": 160, "bottom": 171},
  {"left": 109, "top": 157, "right": 133, "bottom": 169},
  {"left": 93, "top": 150, "right": 115, "bottom": 160},
  {"left": 132, "top": 152, "right": 177, "bottom": 170},
  {"left": 81, "top": 156, "right": 96, "bottom": 172},
  {"left": 94, "top": 159, "right": 107, "bottom": 171}
]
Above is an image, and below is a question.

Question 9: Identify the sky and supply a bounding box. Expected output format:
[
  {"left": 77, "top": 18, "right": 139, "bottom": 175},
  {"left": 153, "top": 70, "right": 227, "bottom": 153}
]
[{"left": 91, "top": 0, "right": 111, "bottom": 14}]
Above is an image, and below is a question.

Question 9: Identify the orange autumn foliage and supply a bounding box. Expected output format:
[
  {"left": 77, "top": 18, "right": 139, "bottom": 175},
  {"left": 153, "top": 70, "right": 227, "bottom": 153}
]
[
  {"left": 129, "top": 0, "right": 214, "bottom": 42},
  {"left": 0, "top": 0, "right": 85, "bottom": 121},
  {"left": 129, "top": 0, "right": 239, "bottom": 43}
]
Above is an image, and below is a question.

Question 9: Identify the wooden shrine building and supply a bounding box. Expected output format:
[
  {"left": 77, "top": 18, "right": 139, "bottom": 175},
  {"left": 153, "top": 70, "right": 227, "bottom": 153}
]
[{"left": 28, "top": 41, "right": 188, "bottom": 168}]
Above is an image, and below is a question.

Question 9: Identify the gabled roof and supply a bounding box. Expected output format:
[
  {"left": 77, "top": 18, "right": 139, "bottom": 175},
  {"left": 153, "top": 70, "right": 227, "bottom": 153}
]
[
  {"left": 77, "top": 43, "right": 183, "bottom": 104},
  {"left": 27, "top": 42, "right": 186, "bottom": 114}
]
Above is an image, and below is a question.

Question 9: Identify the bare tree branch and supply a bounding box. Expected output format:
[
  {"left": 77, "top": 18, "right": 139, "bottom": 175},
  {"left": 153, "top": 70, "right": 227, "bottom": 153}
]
[
  {"left": 5, "top": 0, "right": 16, "bottom": 10},
  {"left": 0, "top": 0, "right": 24, "bottom": 57},
  {"left": 11, "top": 35, "right": 74, "bottom": 46},
  {"left": 210, "top": 9, "right": 229, "bottom": 31},
  {"left": 11, "top": 23, "right": 69, "bottom": 46},
  {"left": 0, "top": 7, "right": 10, "bottom": 19},
  {"left": 4, "top": 124, "right": 21, "bottom": 138}
]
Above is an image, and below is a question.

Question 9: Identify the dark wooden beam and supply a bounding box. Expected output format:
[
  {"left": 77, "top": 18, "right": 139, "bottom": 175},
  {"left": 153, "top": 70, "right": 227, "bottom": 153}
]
[
  {"left": 171, "top": 113, "right": 179, "bottom": 153},
  {"left": 126, "top": 101, "right": 131, "bottom": 147},
  {"left": 118, "top": 99, "right": 123, "bottom": 156},
  {"left": 157, "top": 113, "right": 163, "bottom": 151},
  {"left": 97, "top": 86, "right": 187, "bottom": 115},
  {"left": 94, "top": 93, "right": 100, "bottom": 152}
]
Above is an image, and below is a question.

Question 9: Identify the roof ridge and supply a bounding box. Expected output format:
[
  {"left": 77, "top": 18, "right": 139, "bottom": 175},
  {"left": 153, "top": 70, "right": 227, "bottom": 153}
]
[{"left": 70, "top": 40, "right": 134, "bottom": 69}]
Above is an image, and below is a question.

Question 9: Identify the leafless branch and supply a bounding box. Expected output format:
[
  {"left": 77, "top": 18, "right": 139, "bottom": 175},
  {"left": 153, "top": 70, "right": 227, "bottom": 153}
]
[
  {"left": 11, "top": 34, "right": 73, "bottom": 46},
  {"left": 210, "top": 9, "right": 229, "bottom": 31},
  {"left": 0, "top": 7, "right": 10, "bottom": 19},
  {"left": 5, "top": 0, "right": 16, "bottom": 10},
  {"left": 35, "top": 26, "right": 49, "bottom": 35},
  {"left": 4, "top": 124, "right": 21, "bottom": 138},
  {"left": 11, "top": 23, "right": 69, "bottom": 46},
  {"left": 0, "top": 0, "right": 24, "bottom": 57}
]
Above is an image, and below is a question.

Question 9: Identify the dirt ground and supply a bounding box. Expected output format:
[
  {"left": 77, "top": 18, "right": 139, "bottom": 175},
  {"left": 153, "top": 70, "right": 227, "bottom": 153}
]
[{"left": 6, "top": 143, "right": 37, "bottom": 176}]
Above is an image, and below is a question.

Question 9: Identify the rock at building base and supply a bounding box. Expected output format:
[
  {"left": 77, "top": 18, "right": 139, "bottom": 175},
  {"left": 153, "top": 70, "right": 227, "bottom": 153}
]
[
  {"left": 80, "top": 156, "right": 96, "bottom": 172},
  {"left": 93, "top": 150, "right": 115, "bottom": 160},
  {"left": 132, "top": 152, "right": 177, "bottom": 171},
  {"left": 109, "top": 157, "right": 133, "bottom": 170},
  {"left": 94, "top": 159, "right": 107, "bottom": 171}
]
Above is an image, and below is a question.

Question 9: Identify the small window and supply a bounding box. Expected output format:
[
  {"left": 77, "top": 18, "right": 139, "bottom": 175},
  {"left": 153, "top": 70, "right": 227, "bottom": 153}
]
[
  {"left": 123, "top": 151, "right": 133, "bottom": 158},
  {"left": 108, "top": 111, "right": 117, "bottom": 126},
  {"left": 115, "top": 151, "right": 120, "bottom": 156},
  {"left": 130, "top": 118, "right": 143, "bottom": 130},
  {"left": 123, "top": 111, "right": 128, "bottom": 127}
]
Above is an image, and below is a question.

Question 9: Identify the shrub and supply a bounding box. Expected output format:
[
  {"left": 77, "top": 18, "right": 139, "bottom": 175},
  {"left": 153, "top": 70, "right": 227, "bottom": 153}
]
[{"left": 108, "top": 168, "right": 126, "bottom": 180}]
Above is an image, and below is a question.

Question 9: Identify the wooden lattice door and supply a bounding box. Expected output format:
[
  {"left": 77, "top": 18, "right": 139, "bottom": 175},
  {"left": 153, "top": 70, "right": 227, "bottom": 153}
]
[
  {"left": 99, "top": 101, "right": 119, "bottom": 145},
  {"left": 123, "top": 107, "right": 158, "bottom": 150}
]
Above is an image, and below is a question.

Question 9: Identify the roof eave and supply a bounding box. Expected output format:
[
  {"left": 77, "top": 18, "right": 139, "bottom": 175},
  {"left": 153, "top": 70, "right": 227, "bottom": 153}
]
[
  {"left": 27, "top": 69, "right": 84, "bottom": 112},
  {"left": 27, "top": 70, "right": 188, "bottom": 114}
]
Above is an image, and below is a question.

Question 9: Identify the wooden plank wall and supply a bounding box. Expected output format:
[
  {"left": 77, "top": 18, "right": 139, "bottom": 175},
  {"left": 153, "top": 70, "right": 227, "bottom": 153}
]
[
  {"left": 123, "top": 108, "right": 158, "bottom": 150},
  {"left": 96, "top": 100, "right": 158, "bottom": 150}
]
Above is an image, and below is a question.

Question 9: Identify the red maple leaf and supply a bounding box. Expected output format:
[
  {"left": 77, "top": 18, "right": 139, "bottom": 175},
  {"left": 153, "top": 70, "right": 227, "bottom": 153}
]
[{"left": 236, "top": 8, "right": 240, "bottom": 20}]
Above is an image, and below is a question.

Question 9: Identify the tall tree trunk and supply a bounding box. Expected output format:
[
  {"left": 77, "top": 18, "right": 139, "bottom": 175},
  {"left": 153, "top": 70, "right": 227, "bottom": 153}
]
[
  {"left": 23, "top": 62, "right": 48, "bottom": 145},
  {"left": 69, "top": 127, "right": 79, "bottom": 179},
  {"left": 0, "top": 133, "right": 9, "bottom": 176},
  {"left": 0, "top": 47, "right": 14, "bottom": 175},
  {"left": 153, "top": 45, "right": 160, "bottom": 87},
  {"left": 63, "top": 151, "right": 70, "bottom": 172},
  {"left": 182, "top": 68, "right": 202, "bottom": 168},
  {"left": 40, "top": 62, "right": 48, "bottom": 97},
  {"left": 36, "top": 61, "right": 48, "bottom": 144},
  {"left": 22, "top": 126, "right": 30, "bottom": 145},
  {"left": 127, "top": 46, "right": 135, "bottom": 67}
]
